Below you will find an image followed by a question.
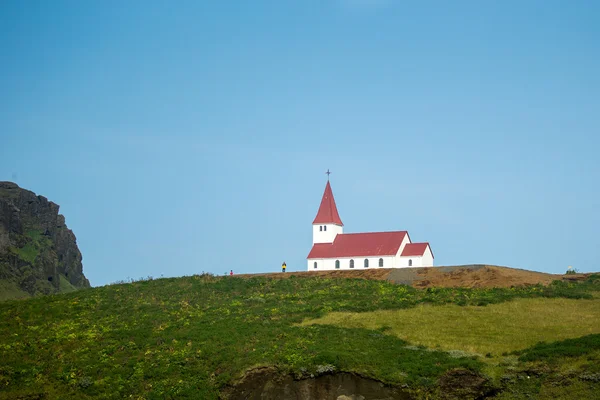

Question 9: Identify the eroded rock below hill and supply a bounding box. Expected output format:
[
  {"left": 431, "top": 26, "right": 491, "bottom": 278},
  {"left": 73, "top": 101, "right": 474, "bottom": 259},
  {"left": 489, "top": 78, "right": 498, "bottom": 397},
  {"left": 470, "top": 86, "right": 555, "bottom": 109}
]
[
  {"left": 223, "top": 368, "right": 412, "bottom": 400},
  {"left": 223, "top": 367, "right": 501, "bottom": 400},
  {"left": 437, "top": 368, "right": 497, "bottom": 400}
]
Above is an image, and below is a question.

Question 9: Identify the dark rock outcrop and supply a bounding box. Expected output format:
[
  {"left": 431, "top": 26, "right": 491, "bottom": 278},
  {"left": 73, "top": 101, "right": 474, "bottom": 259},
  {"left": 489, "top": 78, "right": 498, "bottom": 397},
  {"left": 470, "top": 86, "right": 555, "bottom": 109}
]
[
  {"left": 437, "top": 368, "right": 497, "bottom": 400},
  {"left": 223, "top": 367, "right": 412, "bottom": 400},
  {"left": 0, "top": 181, "right": 90, "bottom": 299}
]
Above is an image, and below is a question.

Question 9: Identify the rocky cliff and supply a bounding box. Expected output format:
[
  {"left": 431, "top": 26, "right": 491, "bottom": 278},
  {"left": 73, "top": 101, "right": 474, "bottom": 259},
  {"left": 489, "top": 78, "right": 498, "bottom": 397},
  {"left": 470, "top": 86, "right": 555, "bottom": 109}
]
[{"left": 0, "top": 182, "right": 90, "bottom": 300}]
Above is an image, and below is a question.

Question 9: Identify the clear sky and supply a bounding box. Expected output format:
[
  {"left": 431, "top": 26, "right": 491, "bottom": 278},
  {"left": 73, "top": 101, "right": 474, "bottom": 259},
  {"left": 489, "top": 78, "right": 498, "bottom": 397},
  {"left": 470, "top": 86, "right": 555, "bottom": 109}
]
[{"left": 1, "top": 0, "right": 599, "bottom": 286}]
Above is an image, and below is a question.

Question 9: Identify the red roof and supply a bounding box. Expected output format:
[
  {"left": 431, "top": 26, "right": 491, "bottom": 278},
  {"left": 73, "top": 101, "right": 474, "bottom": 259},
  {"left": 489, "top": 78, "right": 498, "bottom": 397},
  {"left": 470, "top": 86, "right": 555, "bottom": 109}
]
[
  {"left": 312, "top": 181, "right": 343, "bottom": 226},
  {"left": 307, "top": 231, "right": 407, "bottom": 258},
  {"left": 401, "top": 242, "right": 432, "bottom": 257}
]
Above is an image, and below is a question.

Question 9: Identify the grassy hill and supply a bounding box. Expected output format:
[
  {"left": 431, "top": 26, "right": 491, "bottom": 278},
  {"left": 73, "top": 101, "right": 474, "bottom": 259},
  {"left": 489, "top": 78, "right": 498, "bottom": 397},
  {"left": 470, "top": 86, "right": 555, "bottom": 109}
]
[
  {"left": 237, "top": 264, "right": 586, "bottom": 289},
  {"left": 0, "top": 272, "right": 79, "bottom": 302},
  {"left": 0, "top": 271, "right": 599, "bottom": 399}
]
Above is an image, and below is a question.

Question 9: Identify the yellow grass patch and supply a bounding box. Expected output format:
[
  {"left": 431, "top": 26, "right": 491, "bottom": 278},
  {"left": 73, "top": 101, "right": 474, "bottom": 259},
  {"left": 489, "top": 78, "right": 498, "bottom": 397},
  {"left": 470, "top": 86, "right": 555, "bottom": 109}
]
[{"left": 300, "top": 298, "right": 600, "bottom": 355}]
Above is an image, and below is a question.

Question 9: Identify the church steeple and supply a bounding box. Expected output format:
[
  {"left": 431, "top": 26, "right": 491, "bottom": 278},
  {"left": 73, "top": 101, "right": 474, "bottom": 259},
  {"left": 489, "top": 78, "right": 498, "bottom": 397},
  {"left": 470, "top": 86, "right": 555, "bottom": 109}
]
[
  {"left": 312, "top": 175, "right": 344, "bottom": 244},
  {"left": 312, "top": 180, "right": 343, "bottom": 226}
]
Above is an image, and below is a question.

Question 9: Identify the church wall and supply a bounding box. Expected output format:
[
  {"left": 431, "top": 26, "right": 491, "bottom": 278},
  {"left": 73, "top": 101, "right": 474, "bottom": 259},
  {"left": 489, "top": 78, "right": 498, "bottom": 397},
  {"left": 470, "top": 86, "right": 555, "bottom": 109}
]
[
  {"left": 312, "top": 224, "right": 343, "bottom": 244},
  {"left": 308, "top": 253, "right": 433, "bottom": 270},
  {"left": 421, "top": 246, "right": 434, "bottom": 267},
  {"left": 402, "top": 234, "right": 411, "bottom": 246},
  {"left": 398, "top": 256, "right": 423, "bottom": 268},
  {"left": 394, "top": 235, "right": 412, "bottom": 265},
  {"left": 308, "top": 256, "right": 396, "bottom": 271}
]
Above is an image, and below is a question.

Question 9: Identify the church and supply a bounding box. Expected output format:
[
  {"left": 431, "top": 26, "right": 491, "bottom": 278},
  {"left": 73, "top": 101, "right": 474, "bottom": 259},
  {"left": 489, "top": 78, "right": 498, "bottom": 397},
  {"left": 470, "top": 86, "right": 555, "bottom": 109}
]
[{"left": 307, "top": 178, "right": 434, "bottom": 271}]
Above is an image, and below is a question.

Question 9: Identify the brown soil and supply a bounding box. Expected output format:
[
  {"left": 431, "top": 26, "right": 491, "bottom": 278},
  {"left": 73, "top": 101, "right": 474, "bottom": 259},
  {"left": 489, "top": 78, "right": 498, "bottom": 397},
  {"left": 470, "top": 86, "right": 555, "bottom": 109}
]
[
  {"left": 236, "top": 265, "right": 593, "bottom": 289},
  {"left": 437, "top": 368, "right": 497, "bottom": 400},
  {"left": 222, "top": 367, "right": 499, "bottom": 400},
  {"left": 222, "top": 367, "right": 412, "bottom": 400}
]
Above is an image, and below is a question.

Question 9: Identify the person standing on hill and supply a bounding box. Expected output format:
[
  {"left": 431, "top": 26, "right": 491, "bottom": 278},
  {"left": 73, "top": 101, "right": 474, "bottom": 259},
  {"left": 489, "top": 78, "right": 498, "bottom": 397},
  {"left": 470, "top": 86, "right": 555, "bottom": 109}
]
[
  {"left": 282, "top": 262, "right": 286, "bottom": 273},
  {"left": 230, "top": 270, "right": 233, "bottom": 276}
]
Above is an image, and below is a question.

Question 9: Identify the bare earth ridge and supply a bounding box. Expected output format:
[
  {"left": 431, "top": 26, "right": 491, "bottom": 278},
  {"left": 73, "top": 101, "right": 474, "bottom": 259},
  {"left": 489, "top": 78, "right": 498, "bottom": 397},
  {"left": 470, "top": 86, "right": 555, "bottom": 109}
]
[{"left": 237, "top": 265, "right": 593, "bottom": 289}]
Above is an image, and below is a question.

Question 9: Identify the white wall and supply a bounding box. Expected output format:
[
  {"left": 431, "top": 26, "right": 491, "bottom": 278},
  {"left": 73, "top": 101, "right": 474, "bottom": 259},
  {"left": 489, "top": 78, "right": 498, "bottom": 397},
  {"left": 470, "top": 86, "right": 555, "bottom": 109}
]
[
  {"left": 397, "top": 256, "right": 422, "bottom": 268},
  {"left": 312, "top": 223, "right": 343, "bottom": 244},
  {"left": 308, "top": 255, "right": 395, "bottom": 271},
  {"left": 395, "top": 234, "right": 411, "bottom": 265},
  {"left": 421, "top": 246, "right": 434, "bottom": 267}
]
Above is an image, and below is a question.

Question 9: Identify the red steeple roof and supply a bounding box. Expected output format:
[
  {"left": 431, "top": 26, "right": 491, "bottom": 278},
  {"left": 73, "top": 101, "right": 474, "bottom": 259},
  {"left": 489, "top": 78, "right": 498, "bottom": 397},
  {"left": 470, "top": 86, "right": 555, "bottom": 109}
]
[{"left": 312, "top": 181, "right": 343, "bottom": 226}]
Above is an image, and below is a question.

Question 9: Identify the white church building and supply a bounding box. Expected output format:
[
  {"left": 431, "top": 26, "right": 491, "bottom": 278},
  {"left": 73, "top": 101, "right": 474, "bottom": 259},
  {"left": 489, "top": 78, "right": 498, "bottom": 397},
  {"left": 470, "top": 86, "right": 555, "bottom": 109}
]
[{"left": 307, "top": 179, "right": 434, "bottom": 271}]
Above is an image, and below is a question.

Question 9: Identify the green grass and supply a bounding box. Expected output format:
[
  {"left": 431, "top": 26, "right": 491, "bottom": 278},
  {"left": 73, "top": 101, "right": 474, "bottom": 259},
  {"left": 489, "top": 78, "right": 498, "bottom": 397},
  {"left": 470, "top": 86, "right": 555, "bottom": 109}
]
[
  {"left": 515, "top": 334, "right": 600, "bottom": 362},
  {"left": 9, "top": 242, "right": 38, "bottom": 264},
  {"left": 492, "top": 352, "right": 600, "bottom": 400},
  {"left": 0, "top": 274, "right": 599, "bottom": 399},
  {"left": 8, "top": 229, "right": 53, "bottom": 264},
  {"left": 300, "top": 298, "right": 600, "bottom": 355},
  {"left": 0, "top": 281, "right": 30, "bottom": 301},
  {"left": 59, "top": 274, "right": 78, "bottom": 294}
]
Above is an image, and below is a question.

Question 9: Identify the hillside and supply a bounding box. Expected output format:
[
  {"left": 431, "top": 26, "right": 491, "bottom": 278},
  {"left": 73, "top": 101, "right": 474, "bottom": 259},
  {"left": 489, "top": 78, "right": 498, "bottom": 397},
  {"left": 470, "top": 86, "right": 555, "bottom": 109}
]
[
  {"left": 239, "top": 264, "right": 588, "bottom": 289},
  {"left": 0, "top": 271, "right": 599, "bottom": 399},
  {"left": 0, "top": 182, "right": 90, "bottom": 301}
]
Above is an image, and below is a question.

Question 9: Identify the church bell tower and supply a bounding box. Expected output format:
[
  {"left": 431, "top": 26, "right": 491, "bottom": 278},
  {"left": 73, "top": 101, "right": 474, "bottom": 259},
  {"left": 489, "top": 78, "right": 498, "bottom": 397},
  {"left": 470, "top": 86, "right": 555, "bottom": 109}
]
[{"left": 312, "top": 173, "right": 343, "bottom": 244}]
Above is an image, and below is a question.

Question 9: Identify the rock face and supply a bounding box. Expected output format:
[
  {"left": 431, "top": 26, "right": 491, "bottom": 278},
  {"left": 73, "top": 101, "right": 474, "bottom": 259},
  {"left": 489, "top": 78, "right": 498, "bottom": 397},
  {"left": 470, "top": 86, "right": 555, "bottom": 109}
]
[
  {"left": 224, "top": 367, "right": 497, "bottom": 400},
  {"left": 0, "top": 181, "right": 90, "bottom": 299},
  {"left": 223, "top": 368, "right": 412, "bottom": 400}
]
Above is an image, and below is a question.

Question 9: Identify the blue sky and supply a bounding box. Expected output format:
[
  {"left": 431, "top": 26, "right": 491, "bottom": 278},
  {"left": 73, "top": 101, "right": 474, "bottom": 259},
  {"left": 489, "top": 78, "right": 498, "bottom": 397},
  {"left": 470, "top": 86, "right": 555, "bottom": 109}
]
[{"left": 1, "top": 0, "right": 598, "bottom": 286}]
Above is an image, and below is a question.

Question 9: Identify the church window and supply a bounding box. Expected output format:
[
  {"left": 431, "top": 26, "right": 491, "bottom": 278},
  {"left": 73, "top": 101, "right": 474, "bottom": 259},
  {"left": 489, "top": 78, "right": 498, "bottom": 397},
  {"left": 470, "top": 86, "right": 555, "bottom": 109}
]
[
  {"left": 335, "top": 260, "right": 340, "bottom": 269},
  {"left": 324, "top": 226, "right": 327, "bottom": 231},
  {"left": 350, "top": 259, "right": 354, "bottom": 268},
  {"left": 364, "top": 259, "right": 369, "bottom": 268},
  {"left": 320, "top": 226, "right": 323, "bottom": 231},
  {"left": 314, "top": 262, "right": 317, "bottom": 269},
  {"left": 408, "top": 259, "right": 413, "bottom": 267},
  {"left": 379, "top": 258, "right": 384, "bottom": 267}
]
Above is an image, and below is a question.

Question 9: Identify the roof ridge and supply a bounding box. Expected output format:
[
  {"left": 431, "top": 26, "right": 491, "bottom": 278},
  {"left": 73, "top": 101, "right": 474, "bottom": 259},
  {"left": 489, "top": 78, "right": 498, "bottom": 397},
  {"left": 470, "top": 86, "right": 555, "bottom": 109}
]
[{"left": 339, "top": 230, "right": 408, "bottom": 236}]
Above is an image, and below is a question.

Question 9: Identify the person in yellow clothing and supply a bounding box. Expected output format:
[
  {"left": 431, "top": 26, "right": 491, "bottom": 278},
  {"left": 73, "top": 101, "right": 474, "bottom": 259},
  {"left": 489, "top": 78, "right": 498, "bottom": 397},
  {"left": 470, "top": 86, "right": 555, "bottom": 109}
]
[{"left": 282, "top": 262, "right": 286, "bottom": 273}]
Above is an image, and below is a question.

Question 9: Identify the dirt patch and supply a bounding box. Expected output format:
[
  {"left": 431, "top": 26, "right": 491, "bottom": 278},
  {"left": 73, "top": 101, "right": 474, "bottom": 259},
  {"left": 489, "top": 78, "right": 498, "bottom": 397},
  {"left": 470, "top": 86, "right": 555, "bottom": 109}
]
[
  {"left": 222, "top": 368, "right": 412, "bottom": 400},
  {"left": 393, "top": 265, "right": 559, "bottom": 289},
  {"left": 437, "top": 368, "right": 497, "bottom": 400},
  {"left": 236, "top": 265, "right": 593, "bottom": 289}
]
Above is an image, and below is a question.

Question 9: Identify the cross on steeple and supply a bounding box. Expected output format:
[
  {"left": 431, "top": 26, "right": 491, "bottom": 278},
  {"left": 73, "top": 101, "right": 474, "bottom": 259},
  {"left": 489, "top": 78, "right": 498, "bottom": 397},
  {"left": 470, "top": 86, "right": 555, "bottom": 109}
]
[{"left": 326, "top": 169, "right": 331, "bottom": 180}]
